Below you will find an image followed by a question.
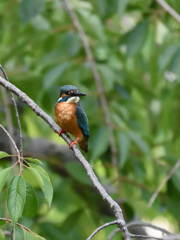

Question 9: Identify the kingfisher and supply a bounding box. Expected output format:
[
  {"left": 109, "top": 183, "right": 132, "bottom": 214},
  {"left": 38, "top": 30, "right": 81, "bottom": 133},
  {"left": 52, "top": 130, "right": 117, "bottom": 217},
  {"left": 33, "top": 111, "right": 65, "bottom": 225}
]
[{"left": 54, "top": 85, "right": 89, "bottom": 152}]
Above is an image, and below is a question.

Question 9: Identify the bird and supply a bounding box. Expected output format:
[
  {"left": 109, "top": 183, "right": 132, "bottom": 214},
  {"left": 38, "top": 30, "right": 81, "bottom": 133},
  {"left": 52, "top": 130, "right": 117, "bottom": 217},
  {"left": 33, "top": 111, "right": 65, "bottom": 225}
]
[{"left": 54, "top": 85, "right": 89, "bottom": 152}]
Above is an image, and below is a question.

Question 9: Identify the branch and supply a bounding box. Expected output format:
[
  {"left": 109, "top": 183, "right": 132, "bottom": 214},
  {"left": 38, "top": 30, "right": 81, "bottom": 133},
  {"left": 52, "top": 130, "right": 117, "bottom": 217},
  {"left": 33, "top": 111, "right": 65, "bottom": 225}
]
[
  {"left": 0, "top": 76, "right": 130, "bottom": 240},
  {"left": 0, "top": 124, "right": 23, "bottom": 175},
  {"left": 164, "top": 235, "right": 180, "bottom": 240},
  {"left": 148, "top": 159, "right": 180, "bottom": 207},
  {"left": 127, "top": 221, "right": 172, "bottom": 235},
  {"left": 0, "top": 218, "right": 39, "bottom": 240},
  {"left": 87, "top": 220, "right": 117, "bottom": 240},
  {"left": 0, "top": 86, "right": 17, "bottom": 164},
  {"left": 129, "top": 233, "right": 163, "bottom": 240},
  {"left": 0, "top": 65, "right": 23, "bottom": 157},
  {"left": 62, "top": 0, "right": 118, "bottom": 166},
  {"left": 155, "top": 0, "right": 180, "bottom": 23},
  {"left": 107, "top": 220, "right": 172, "bottom": 240},
  {"left": 0, "top": 124, "right": 19, "bottom": 157}
]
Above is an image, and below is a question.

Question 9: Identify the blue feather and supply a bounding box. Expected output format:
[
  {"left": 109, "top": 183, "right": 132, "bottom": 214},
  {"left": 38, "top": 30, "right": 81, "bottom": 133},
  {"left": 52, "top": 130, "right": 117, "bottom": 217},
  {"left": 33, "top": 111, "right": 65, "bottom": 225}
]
[{"left": 75, "top": 104, "right": 89, "bottom": 139}]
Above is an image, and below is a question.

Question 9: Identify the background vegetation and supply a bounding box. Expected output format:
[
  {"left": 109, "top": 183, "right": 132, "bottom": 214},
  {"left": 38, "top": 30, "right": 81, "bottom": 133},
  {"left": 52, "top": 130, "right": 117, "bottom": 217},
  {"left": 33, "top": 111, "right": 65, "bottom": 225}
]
[{"left": 1, "top": 0, "right": 180, "bottom": 239}]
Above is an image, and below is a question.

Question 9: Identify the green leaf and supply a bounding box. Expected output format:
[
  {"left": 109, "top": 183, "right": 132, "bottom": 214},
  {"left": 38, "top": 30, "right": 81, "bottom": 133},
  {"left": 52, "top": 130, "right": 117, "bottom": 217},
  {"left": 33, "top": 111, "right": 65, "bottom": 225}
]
[
  {"left": 36, "top": 236, "right": 46, "bottom": 240},
  {"left": 166, "top": 196, "right": 180, "bottom": 220},
  {"left": 122, "top": 20, "right": 149, "bottom": 56},
  {"left": 0, "top": 151, "right": 9, "bottom": 159},
  {"left": 158, "top": 44, "right": 179, "bottom": 72},
  {"left": 23, "top": 165, "right": 53, "bottom": 206},
  {"left": 31, "top": 15, "right": 50, "bottom": 31},
  {"left": 172, "top": 168, "right": 180, "bottom": 193},
  {"left": 117, "top": 0, "right": 129, "bottom": 16},
  {"left": 19, "top": 0, "right": 45, "bottom": 23},
  {"left": 61, "top": 209, "right": 83, "bottom": 232},
  {"left": 7, "top": 176, "right": 26, "bottom": 224},
  {"left": 98, "top": 64, "right": 115, "bottom": 91},
  {"left": 65, "top": 163, "right": 92, "bottom": 186},
  {"left": 118, "top": 132, "right": 130, "bottom": 168},
  {"left": 43, "top": 63, "right": 70, "bottom": 90},
  {"left": 29, "top": 163, "right": 53, "bottom": 206},
  {"left": 128, "top": 131, "right": 150, "bottom": 154},
  {"left": 22, "top": 167, "right": 44, "bottom": 188},
  {"left": 25, "top": 157, "right": 42, "bottom": 165},
  {"left": 0, "top": 167, "right": 11, "bottom": 192},
  {"left": 36, "top": 169, "right": 53, "bottom": 206},
  {"left": 77, "top": 9, "right": 105, "bottom": 40},
  {"left": 170, "top": 48, "right": 180, "bottom": 77},
  {"left": 0, "top": 220, "right": 6, "bottom": 228},
  {"left": 23, "top": 181, "right": 38, "bottom": 217},
  {"left": 14, "top": 226, "right": 24, "bottom": 240},
  {"left": 91, "top": 126, "right": 109, "bottom": 162},
  {"left": 0, "top": 229, "right": 5, "bottom": 240},
  {"left": 24, "top": 230, "right": 36, "bottom": 240},
  {"left": 29, "top": 163, "right": 50, "bottom": 180}
]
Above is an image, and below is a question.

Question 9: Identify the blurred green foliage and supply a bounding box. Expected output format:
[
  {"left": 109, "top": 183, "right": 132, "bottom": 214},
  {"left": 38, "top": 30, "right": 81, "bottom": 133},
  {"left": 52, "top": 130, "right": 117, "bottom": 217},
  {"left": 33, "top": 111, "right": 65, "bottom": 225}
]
[{"left": 1, "top": 0, "right": 180, "bottom": 239}]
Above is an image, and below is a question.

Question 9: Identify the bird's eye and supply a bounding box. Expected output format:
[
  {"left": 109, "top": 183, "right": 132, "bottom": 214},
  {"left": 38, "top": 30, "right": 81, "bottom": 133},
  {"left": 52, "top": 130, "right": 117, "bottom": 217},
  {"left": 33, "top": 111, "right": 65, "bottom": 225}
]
[{"left": 68, "top": 90, "right": 74, "bottom": 95}]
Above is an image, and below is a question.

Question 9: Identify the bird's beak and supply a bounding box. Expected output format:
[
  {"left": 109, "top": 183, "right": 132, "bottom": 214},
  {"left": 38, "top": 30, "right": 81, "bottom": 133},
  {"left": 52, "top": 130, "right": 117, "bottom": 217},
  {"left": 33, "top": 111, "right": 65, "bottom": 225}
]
[{"left": 73, "top": 91, "right": 86, "bottom": 96}]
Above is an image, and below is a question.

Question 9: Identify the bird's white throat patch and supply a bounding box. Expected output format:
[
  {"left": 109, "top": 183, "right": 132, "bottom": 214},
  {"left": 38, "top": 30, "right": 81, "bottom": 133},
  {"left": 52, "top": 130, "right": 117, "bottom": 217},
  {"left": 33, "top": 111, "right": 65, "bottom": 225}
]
[{"left": 66, "top": 96, "right": 80, "bottom": 103}]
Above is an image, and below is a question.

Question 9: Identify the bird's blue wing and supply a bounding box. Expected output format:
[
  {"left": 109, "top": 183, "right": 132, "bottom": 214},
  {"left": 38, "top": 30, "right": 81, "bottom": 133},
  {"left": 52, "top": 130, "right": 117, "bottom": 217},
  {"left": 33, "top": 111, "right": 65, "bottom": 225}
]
[{"left": 75, "top": 104, "right": 89, "bottom": 139}]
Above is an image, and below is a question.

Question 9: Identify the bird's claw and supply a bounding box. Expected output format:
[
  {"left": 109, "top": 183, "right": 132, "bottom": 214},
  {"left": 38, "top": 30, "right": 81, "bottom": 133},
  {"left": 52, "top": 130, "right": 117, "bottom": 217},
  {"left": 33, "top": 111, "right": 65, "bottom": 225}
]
[
  {"left": 58, "top": 129, "right": 64, "bottom": 136},
  {"left": 69, "top": 137, "right": 79, "bottom": 149}
]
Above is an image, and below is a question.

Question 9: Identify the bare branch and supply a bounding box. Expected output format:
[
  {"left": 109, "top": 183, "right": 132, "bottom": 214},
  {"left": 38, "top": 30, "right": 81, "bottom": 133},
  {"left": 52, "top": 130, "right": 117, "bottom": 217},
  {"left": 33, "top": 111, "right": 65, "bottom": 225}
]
[
  {"left": 62, "top": 0, "right": 118, "bottom": 166},
  {"left": 0, "top": 65, "right": 23, "bottom": 162},
  {"left": 130, "top": 233, "right": 163, "bottom": 240},
  {"left": 164, "top": 235, "right": 180, "bottom": 240},
  {"left": 148, "top": 159, "right": 180, "bottom": 207},
  {"left": 107, "top": 220, "right": 172, "bottom": 240},
  {"left": 0, "top": 124, "right": 23, "bottom": 175},
  {"left": 0, "top": 124, "right": 20, "bottom": 162},
  {"left": 87, "top": 220, "right": 117, "bottom": 240},
  {"left": 0, "top": 86, "right": 17, "bottom": 164},
  {"left": 155, "top": 0, "right": 180, "bottom": 23},
  {"left": 127, "top": 221, "right": 172, "bottom": 235},
  {"left": 0, "top": 76, "right": 130, "bottom": 240},
  {"left": 9, "top": 227, "right": 14, "bottom": 240}
]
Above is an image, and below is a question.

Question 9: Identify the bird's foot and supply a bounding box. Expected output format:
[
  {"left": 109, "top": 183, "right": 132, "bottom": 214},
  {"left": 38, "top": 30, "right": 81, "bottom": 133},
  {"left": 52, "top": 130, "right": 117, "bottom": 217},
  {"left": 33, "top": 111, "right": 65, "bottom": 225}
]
[
  {"left": 58, "top": 129, "right": 64, "bottom": 136},
  {"left": 69, "top": 137, "right": 79, "bottom": 149}
]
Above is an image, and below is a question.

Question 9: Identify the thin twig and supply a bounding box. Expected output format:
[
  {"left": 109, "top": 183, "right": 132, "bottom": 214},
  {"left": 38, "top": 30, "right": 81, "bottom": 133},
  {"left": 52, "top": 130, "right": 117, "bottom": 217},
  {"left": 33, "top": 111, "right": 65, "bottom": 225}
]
[
  {"left": 0, "top": 124, "right": 22, "bottom": 175},
  {"left": 0, "top": 86, "right": 17, "bottom": 165},
  {"left": 155, "top": 0, "right": 180, "bottom": 23},
  {"left": 127, "top": 221, "right": 172, "bottom": 235},
  {"left": 130, "top": 233, "right": 163, "bottom": 240},
  {"left": 148, "top": 159, "right": 180, "bottom": 207},
  {"left": 0, "top": 76, "right": 130, "bottom": 240},
  {"left": 164, "top": 235, "right": 180, "bottom": 240},
  {"left": 62, "top": 0, "right": 118, "bottom": 166},
  {"left": 87, "top": 220, "right": 117, "bottom": 240},
  {"left": 107, "top": 228, "right": 120, "bottom": 240},
  {"left": 9, "top": 226, "right": 14, "bottom": 240},
  {"left": 0, "top": 125, "right": 20, "bottom": 161},
  {"left": 0, "top": 218, "right": 38, "bottom": 240},
  {"left": 107, "top": 220, "right": 172, "bottom": 240},
  {"left": 0, "top": 65, "right": 23, "bottom": 158}
]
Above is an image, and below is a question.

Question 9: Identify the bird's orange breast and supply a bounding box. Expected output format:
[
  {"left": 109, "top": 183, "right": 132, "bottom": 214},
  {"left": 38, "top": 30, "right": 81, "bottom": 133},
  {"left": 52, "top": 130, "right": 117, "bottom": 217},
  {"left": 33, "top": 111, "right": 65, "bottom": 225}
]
[{"left": 54, "top": 102, "right": 83, "bottom": 139}]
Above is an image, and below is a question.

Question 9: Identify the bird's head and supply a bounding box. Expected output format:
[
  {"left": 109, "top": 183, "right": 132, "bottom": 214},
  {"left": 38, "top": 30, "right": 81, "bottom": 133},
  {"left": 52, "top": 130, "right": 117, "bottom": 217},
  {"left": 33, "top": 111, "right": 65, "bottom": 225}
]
[{"left": 58, "top": 85, "right": 86, "bottom": 103}]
